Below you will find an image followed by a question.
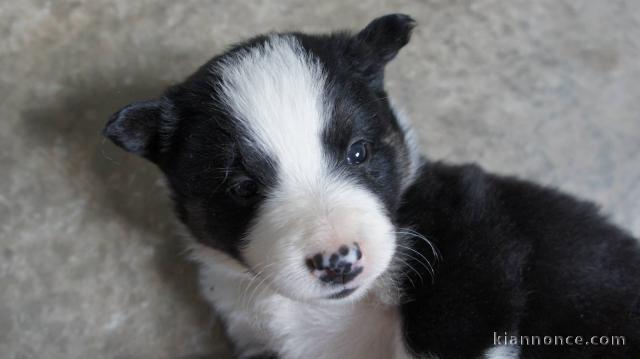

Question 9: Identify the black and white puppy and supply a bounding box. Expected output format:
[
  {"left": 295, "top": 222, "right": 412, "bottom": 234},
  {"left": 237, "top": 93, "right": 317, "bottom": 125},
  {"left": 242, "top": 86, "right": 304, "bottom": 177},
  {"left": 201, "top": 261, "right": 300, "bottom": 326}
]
[{"left": 104, "top": 14, "right": 640, "bottom": 359}]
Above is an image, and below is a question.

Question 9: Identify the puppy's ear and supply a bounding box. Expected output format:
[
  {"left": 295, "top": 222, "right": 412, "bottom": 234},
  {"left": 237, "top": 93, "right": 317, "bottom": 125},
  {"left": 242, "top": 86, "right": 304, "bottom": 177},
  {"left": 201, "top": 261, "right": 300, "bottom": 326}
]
[
  {"left": 350, "top": 14, "right": 415, "bottom": 88},
  {"left": 356, "top": 14, "right": 415, "bottom": 63},
  {"left": 103, "top": 99, "right": 175, "bottom": 162}
]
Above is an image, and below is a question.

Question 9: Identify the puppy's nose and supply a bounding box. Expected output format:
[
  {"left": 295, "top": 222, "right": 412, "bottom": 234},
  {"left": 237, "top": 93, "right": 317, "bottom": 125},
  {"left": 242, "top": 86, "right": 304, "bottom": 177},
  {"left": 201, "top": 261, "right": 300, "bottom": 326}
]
[{"left": 305, "top": 243, "right": 363, "bottom": 285}]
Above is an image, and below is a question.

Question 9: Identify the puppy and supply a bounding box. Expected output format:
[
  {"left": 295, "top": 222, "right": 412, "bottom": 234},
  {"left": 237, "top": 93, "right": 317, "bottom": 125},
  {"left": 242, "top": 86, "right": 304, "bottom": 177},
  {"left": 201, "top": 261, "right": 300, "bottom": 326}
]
[{"left": 104, "top": 14, "right": 639, "bottom": 359}]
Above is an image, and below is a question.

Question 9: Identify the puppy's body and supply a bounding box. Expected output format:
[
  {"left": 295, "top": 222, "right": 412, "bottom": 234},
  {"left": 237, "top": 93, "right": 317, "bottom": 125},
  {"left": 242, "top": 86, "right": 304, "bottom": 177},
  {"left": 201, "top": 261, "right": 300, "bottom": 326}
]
[
  {"left": 398, "top": 162, "right": 640, "bottom": 358},
  {"left": 104, "top": 15, "right": 639, "bottom": 359}
]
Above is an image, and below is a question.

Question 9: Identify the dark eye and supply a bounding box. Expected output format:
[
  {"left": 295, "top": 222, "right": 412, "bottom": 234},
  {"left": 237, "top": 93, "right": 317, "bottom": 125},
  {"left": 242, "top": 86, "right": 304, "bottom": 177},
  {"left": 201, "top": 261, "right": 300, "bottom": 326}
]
[
  {"left": 346, "top": 140, "right": 370, "bottom": 165},
  {"left": 229, "top": 177, "right": 259, "bottom": 199}
]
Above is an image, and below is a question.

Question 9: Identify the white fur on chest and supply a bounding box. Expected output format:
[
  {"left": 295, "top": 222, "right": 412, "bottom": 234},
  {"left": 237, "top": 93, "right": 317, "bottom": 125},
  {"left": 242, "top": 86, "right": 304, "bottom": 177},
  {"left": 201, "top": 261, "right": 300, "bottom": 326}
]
[{"left": 194, "top": 248, "right": 412, "bottom": 359}]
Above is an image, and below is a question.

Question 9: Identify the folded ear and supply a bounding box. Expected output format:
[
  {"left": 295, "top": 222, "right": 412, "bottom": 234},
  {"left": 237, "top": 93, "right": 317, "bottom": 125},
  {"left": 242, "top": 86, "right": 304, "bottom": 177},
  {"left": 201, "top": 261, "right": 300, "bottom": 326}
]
[
  {"left": 351, "top": 14, "right": 415, "bottom": 88},
  {"left": 103, "top": 99, "right": 173, "bottom": 162}
]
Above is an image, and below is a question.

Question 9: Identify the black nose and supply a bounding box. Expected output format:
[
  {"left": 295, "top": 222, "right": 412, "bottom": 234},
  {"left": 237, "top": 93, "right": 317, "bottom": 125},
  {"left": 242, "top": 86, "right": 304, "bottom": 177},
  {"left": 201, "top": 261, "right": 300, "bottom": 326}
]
[{"left": 305, "top": 243, "right": 363, "bottom": 285}]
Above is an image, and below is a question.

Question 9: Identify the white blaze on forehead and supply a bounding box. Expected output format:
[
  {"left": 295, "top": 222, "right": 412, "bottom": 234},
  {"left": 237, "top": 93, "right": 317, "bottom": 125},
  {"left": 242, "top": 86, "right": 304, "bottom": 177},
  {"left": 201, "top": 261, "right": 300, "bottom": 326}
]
[
  {"left": 216, "top": 35, "right": 328, "bottom": 183},
  {"left": 216, "top": 35, "right": 396, "bottom": 301}
]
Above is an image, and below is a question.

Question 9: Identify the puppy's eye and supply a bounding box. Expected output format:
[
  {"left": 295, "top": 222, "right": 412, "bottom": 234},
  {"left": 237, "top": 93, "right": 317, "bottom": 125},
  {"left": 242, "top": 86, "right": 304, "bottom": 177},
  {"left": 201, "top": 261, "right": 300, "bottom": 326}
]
[
  {"left": 346, "top": 140, "right": 370, "bottom": 165},
  {"left": 229, "top": 178, "right": 259, "bottom": 199}
]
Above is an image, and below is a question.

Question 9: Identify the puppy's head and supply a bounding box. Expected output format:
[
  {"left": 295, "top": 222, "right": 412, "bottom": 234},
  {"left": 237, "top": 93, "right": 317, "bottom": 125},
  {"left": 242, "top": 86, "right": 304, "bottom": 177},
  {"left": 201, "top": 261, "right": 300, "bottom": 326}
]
[{"left": 104, "top": 14, "right": 419, "bottom": 302}]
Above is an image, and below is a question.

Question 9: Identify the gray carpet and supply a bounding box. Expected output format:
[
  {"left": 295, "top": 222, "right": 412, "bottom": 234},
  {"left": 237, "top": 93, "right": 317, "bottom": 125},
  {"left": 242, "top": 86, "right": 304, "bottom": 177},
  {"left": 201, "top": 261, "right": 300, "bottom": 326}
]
[{"left": 1, "top": 1, "right": 639, "bottom": 358}]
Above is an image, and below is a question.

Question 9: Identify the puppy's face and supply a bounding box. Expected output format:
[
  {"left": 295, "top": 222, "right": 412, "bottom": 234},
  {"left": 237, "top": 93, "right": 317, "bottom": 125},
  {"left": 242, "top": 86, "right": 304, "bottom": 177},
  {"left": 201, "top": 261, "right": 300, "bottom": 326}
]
[{"left": 105, "top": 15, "right": 418, "bottom": 301}]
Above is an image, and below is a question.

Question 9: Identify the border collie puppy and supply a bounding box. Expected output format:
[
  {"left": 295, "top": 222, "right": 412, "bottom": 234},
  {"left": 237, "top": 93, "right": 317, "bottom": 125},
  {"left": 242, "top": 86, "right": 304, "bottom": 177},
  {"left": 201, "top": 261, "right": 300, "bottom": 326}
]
[{"left": 104, "top": 14, "right": 639, "bottom": 359}]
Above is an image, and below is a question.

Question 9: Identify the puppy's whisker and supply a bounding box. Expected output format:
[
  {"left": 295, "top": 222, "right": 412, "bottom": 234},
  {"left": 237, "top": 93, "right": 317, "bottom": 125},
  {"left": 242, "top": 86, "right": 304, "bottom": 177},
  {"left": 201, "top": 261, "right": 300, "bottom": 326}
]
[
  {"left": 240, "top": 262, "right": 276, "bottom": 308},
  {"left": 393, "top": 256, "right": 422, "bottom": 288},
  {"left": 395, "top": 229, "right": 442, "bottom": 262},
  {"left": 395, "top": 244, "right": 436, "bottom": 283},
  {"left": 247, "top": 271, "right": 278, "bottom": 311},
  {"left": 396, "top": 251, "right": 430, "bottom": 282},
  {"left": 240, "top": 268, "right": 263, "bottom": 308},
  {"left": 395, "top": 243, "right": 436, "bottom": 274}
]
